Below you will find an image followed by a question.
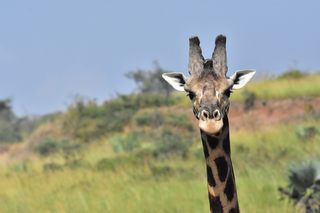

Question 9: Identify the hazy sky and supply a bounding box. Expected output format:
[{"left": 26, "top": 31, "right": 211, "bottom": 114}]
[{"left": 0, "top": 0, "right": 320, "bottom": 115}]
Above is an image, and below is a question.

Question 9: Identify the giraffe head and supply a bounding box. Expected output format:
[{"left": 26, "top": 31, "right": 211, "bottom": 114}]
[{"left": 163, "top": 35, "right": 255, "bottom": 135}]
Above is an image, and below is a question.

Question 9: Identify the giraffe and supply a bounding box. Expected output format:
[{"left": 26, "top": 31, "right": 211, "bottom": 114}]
[{"left": 162, "top": 35, "right": 255, "bottom": 213}]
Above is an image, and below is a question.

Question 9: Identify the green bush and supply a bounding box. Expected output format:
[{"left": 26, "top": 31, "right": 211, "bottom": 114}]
[
  {"left": 279, "top": 160, "right": 320, "bottom": 212},
  {"left": 0, "top": 99, "right": 22, "bottom": 143},
  {"left": 136, "top": 94, "right": 177, "bottom": 108},
  {"left": 0, "top": 123, "right": 22, "bottom": 143},
  {"left": 132, "top": 109, "right": 195, "bottom": 159},
  {"left": 111, "top": 132, "right": 142, "bottom": 153},
  {"left": 296, "top": 126, "right": 319, "bottom": 141},
  {"left": 63, "top": 96, "right": 139, "bottom": 142},
  {"left": 60, "top": 142, "right": 81, "bottom": 155},
  {"left": 152, "top": 128, "right": 191, "bottom": 159},
  {"left": 163, "top": 113, "right": 194, "bottom": 131},
  {"left": 43, "top": 162, "right": 64, "bottom": 172},
  {"left": 64, "top": 159, "right": 90, "bottom": 170},
  {"left": 134, "top": 110, "right": 164, "bottom": 127},
  {"left": 95, "top": 158, "right": 122, "bottom": 171},
  {"left": 278, "top": 69, "right": 307, "bottom": 79},
  {"left": 242, "top": 90, "right": 256, "bottom": 111},
  {"left": 34, "top": 139, "right": 59, "bottom": 155},
  {"left": 61, "top": 93, "right": 181, "bottom": 143},
  {"left": 34, "top": 138, "right": 79, "bottom": 156},
  {"left": 0, "top": 99, "right": 45, "bottom": 143},
  {"left": 297, "top": 180, "right": 320, "bottom": 213},
  {"left": 95, "top": 158, "right": 112, "bottom": 171},
  {"left": 134, "top": 109, "right": 194, "bottom": 131},
  {"left": 150, "top": 165, "right": 174, "bottom": 177},
  {"left": 9, "top": 161, "right": 31, "bottom": 173}
]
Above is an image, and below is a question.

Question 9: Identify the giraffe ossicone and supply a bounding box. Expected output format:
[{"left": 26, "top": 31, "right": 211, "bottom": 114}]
[{"left": 162, "top": 35, "right": 255, "bottom": 213}]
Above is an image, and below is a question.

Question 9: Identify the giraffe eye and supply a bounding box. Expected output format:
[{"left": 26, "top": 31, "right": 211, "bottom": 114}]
[
  {"left": 224, "top": 89, "right": 232, "bottom": 97},
  {"left": 186, "top": 91, "right": 196, "bottom": 100}
]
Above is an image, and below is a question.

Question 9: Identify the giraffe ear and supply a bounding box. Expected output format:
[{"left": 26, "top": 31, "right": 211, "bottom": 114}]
[
  {"left": 230, "top": 69, "right": 256, "bottom": 90},
  {"left": 162, "top": 72, "right": 187, "bottom": 92}
]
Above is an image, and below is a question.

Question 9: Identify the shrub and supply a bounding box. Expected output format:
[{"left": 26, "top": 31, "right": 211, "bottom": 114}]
[
  {"left": 60, "top": 142, "right": 81, "bottom": 155},
  {"left": 150, "top": 165, "right": 174, "bottom": 177},
  {"left": 132, "top": 109, "right": 195, "bottom": 159},
  {"left": 111, "top": 132, "right": 142, "bottom": 153},
  {"left": 0, "top": 99, "right": 22, "bottom": 143},
  {"left": 278, "top": 69, "right": 307, "bottom": 79},
  {"left": 34, "top": 138, "right": 79, "bottom": 156},
  {"left": 134, "top": 110, "right": 164, "bottom": 127},
  {"left": 64, "top": 159, "right": 90, "bottom": 170},
  {"left": 43, "top": 162, "right": 64, "bottom": 172},
  {"left": 63, "top": 96, "right": 139, "bottom": 142},
  {"left": 0, "top": 124, "right": 22, "bottom": 143},
  {"left": 61, "top": 93, "right": 180, "bottom": 143},
  {"left": 296, "top": 126, "right": 319, "bottom": 141},
  {"left": 296, "top": 180, "right": 320, "bottom": 213},
  {"left": 163, "top": 113, "right": 194, "bottom": 131},
  {"left": 242, "top": 90, "right": 256, "bottom": 111},
  {"left": 95, "top": 158, "right": 119, "bottom": 171},
  {"left": 279, "top": 160, "right": 320, "bottom": 212},
  {"left": 152, "top": 128, "right": 191, "bottom": 159},
  {"left": 10, "top": 161, "right": 31, "bottom": 173},
  {"left": 134, "top": 109, "right": 194, "bottom": 131},
  {"left": 34, "top": 138, "right": 59, "bottom": 155},
  {"left": 136, "top": 94, "right": 177, "bottom": 107}
]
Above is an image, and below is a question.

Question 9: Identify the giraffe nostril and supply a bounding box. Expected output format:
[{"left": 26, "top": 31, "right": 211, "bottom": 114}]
[
  {"left": 201, "top": 110, "right": 210, "bottom": 120},
  {"left": 213, "top": 109, "right": 221, "bottom": 120}
]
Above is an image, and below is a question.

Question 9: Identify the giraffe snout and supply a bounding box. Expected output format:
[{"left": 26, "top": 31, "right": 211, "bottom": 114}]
[{"left": 199, "top": 108, "right": 221, "bottom": 121}]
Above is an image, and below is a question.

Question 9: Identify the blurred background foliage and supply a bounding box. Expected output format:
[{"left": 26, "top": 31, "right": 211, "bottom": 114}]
[{"left": 0, "top": 67, "right": 319, "bottom": 212}]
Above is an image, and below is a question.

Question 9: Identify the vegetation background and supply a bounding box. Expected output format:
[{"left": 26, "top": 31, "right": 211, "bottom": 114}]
[{"left": 0, "top": 68, "right": 319, "bottom": 212}]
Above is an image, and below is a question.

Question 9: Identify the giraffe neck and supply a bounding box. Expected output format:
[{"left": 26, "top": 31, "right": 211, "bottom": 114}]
[{"left": 200, "top": 116, "right": 239, "bottom": 213}]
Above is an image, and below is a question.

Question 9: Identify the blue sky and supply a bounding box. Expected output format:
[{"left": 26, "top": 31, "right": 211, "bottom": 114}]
[{"left": 0, "top": 0, "right": 320, "bottom": 115}]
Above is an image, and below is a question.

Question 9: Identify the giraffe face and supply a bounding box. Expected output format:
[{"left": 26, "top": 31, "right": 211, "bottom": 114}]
[
  {"left": 163, "top": 69, "right": 255, "bottom": 135},
  {"left": 184, "top": 73, "right": 232, "bottom": 135},
  {"left": 162, "top": 35, "right": 255, "bottom": 135}
]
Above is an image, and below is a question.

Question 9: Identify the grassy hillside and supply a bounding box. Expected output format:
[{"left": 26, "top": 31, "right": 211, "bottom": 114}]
[
  {"left": 232, "top": 73, "right": 320, "bottom": 101},
  {"left": 0, "top": 72, "right": 319, "bottom": 212}
]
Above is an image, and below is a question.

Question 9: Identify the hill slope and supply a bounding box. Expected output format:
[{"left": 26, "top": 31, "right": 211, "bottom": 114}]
[{"left": 0, "top": 72, "right": 319, "bottom": 212}]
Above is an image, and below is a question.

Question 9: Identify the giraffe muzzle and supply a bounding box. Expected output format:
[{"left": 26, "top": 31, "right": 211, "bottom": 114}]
[{"left": 199, "top": 108, "right": 223, "bottom": 135}]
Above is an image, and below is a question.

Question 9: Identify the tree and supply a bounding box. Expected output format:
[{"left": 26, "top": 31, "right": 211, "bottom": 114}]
[
  {"left": 126, "top": 62, "right": 174, "bottom": 97},
  {"left": 0, "top": 99, "right": 21, "bottom": 142}
]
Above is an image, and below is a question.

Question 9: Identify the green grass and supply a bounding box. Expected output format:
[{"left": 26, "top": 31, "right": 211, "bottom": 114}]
[
  {"left": 0, "top": 165, "right": 296, "bottom": 213},
  {"left": 0, "top": 170, "right": 206, "bottom": 213},
  {"left": 1, "top": 119, "right": 319, "bottom": 212},
  {"left": 236, "top": 166, "right": 296, "bottom": 213},
  {"left": 0, "top": 167, "right": 295, "bottom": 213},
  {"left": 231, "top": 74, "right": 320, "bottom": 101}
]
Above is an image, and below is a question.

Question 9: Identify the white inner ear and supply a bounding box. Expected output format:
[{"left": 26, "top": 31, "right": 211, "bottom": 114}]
[
  {"left": 230, "top": 69, "right": 256, "bottom": 90},
  {"left": 162, "top": 72, "right": 186, "bottom": 92}
]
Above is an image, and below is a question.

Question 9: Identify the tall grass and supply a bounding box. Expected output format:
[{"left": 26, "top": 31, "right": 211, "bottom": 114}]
[
  {"left": 231, "top": 74, "right": 320, "bottom": 101},
  {"left": 1, "top": 119, "right": 319, "bottom": 212}
]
